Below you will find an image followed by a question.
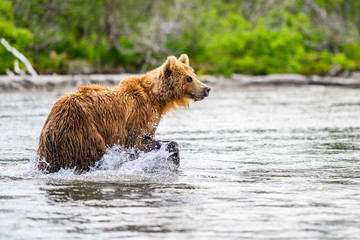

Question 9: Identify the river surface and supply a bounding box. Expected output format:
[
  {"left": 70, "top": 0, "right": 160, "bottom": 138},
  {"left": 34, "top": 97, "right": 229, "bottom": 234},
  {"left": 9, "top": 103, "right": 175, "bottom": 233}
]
[{"left": 0, "top": 86, "right": 360, "bottom": 239}]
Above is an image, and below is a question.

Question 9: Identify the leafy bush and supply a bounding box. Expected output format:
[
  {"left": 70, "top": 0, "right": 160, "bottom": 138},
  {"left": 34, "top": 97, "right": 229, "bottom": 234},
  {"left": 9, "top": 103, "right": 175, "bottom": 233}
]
[
  {"left": 0, "top": 0, "right": 33, "bottom": 74},
  {"left": 172, "top": 8, "right": 358, "bottom": 76},
  {"left": 3, "top": 0, "right": 360, "bottom": 76}
]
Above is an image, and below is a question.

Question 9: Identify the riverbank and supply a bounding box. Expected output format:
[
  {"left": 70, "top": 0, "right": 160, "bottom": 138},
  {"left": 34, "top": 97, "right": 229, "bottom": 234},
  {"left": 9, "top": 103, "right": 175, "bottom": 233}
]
[{"left": 1, "top": 73, "right": 360, "bottom": 91}]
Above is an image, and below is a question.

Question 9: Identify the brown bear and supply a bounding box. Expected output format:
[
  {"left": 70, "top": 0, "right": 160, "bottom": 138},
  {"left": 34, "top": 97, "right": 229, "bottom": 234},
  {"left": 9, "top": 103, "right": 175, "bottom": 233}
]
[{"left": 37, "top": 54, "right": 211, "bottom": 173}]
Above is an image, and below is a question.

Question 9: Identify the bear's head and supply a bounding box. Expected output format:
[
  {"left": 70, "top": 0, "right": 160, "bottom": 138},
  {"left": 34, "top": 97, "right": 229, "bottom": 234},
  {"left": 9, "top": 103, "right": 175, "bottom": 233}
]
[{"left": 153, "top": 54, "right": 211, "bottom": 110}]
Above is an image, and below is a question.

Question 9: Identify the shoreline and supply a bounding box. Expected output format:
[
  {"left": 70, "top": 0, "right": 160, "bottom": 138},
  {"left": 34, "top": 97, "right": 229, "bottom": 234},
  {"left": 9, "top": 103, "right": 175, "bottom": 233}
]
[{"left": 1, "top": 73, "right": 360, "bottom": 91}]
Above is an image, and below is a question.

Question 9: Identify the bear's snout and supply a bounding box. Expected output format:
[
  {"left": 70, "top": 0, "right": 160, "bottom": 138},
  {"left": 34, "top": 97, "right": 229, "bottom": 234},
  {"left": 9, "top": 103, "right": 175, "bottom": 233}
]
[{"left": 203, "top": 87, "right": 211, "bottom": 97}]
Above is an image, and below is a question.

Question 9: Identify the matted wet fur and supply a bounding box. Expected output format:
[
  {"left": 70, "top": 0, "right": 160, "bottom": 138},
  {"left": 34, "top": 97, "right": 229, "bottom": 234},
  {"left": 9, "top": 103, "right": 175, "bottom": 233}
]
[{"left": 37, "top": 54, "right": 210, "bottom": 173}]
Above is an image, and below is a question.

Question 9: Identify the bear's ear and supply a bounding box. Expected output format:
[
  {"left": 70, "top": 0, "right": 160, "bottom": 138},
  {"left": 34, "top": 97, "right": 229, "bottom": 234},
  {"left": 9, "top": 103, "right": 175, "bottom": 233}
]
[
  {"left": 163, "top": 56, "right": 177, "bottom": 78},
  {"left": 178, "top": 54, "right": 189, "bottom": 65}
]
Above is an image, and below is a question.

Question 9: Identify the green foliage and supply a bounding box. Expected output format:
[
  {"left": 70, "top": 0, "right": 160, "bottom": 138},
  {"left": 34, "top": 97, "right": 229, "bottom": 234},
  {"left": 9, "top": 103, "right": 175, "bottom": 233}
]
[
  {"left": 0, "top": 0, "right": 33, "bottom": 74},
  {"left": 2, "top": 0, "right": 360, "bottom": 75},
  {"left": 170, "top": 8, "right": 358, "bottom": 76},
  {"left": 0, "top": 0, "right": 12, "bottom": 21}
]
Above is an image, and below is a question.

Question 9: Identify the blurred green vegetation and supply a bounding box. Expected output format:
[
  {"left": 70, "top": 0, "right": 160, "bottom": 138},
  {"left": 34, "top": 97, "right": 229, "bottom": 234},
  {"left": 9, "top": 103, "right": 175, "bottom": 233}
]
[
  {"left": 0, "top": 0, "right": 33, "bottom": 73},
  {"left": 1, "top": 0, "right": 360, "bottom": 76}
]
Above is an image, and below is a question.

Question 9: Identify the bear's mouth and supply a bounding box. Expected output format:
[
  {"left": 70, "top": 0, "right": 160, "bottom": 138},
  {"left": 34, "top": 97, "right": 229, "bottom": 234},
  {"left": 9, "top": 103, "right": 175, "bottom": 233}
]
[{"left": 189, "top": 94, "right": 206, "bottom": 101}]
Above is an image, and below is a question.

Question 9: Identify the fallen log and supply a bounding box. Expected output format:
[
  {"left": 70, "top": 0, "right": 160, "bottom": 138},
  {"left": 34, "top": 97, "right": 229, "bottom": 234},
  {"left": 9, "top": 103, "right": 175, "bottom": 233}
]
[
  {"left": 232, "top": 73, "right": 310, "bottom": 85},
  {"left": 0, "top": 74, "right": 134, "bottom": 91},
  {"left": 1, "top": 73, "right": 360, "bottom": 91},
  {"left": 309, "top": 75, "right": 360, "bottom": 87},
  {"left": 231, "top": 73, "right": 360, "bottom": 87}
]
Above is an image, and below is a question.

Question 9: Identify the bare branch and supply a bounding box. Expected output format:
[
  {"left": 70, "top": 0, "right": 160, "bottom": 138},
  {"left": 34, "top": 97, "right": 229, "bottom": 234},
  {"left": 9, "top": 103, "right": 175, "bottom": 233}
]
[{"left": 0, "top": 38, "right": 38, "bottom": 77}]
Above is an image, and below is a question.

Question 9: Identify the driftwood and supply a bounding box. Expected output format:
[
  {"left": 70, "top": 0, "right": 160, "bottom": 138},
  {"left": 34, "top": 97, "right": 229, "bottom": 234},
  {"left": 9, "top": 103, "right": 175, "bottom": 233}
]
[
  {"left": 0, "top": 74, "right": 134, "bottom": 91},
  {"left": 1, "top": 73, "right": 360, "bottom": 91},
  {"left": 0, "top": 38, "right": 38, "bottom": 77},
  {"left": 231, "top": 73, "right": 360, "bottom": 87}
]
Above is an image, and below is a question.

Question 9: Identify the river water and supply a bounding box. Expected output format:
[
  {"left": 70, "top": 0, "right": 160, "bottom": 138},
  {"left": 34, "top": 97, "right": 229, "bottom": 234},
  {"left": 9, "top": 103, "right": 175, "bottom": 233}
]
[{"left": 0, "top": 85, "right": 360, "bottom": 239}]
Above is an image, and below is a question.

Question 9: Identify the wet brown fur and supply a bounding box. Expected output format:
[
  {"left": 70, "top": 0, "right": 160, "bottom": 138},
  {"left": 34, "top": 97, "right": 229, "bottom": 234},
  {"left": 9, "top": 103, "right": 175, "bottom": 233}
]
[{"left": 37, "top": 54, "right": 209, "bottom": 173}]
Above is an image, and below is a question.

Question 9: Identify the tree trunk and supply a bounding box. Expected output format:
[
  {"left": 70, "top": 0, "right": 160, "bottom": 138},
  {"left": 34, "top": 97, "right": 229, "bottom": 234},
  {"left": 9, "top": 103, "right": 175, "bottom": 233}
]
[
  {"left": 303, "top": 0, "right": 310, "bottom": 14},
  {"left": 105, "top": 0, "right": 118, "bottom": 49},
  {"left": 343, "top": 0, "right": 349, "bottom": 22}
]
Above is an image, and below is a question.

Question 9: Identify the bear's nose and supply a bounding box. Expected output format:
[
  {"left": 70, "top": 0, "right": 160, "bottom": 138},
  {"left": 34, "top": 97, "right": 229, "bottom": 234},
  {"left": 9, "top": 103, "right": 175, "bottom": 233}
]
[{"left": 203, "top": 87, "right": 211, "bottom": 97}]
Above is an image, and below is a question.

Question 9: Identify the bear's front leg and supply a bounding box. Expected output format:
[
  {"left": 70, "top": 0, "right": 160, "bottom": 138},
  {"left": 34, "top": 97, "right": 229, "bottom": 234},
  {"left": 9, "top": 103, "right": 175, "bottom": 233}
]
[
  {"left": 142, "top": 136, "right": 180, "bottom": 166},
  {"left": 164, "top": 141, "right": 180, "bottom": 166}
]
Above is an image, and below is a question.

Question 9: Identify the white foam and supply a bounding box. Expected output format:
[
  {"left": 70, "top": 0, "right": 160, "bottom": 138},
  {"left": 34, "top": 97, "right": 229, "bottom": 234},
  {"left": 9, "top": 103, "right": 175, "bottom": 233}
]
[
  {"left": 0, "top": 144, "right": 178, "bottom": 180},
  {"left": 91, "top": 144, "right": 177, "bottom": 175}
]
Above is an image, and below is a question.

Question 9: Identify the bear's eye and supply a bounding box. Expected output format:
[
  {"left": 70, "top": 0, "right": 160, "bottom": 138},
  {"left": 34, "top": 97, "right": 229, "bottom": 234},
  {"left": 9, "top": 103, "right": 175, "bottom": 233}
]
[{"left": 186, "top": 77, "right": 193, "bottom": 83}]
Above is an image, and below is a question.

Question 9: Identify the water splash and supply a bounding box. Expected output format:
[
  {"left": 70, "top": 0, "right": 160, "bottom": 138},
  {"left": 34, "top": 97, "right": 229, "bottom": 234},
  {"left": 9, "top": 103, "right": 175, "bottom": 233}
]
[
  {"left": 0, "top": 144, "right": 178, "bottom": 180},
  {"left": 92, "top": 144, "right": 177, "bottom": 175}
]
